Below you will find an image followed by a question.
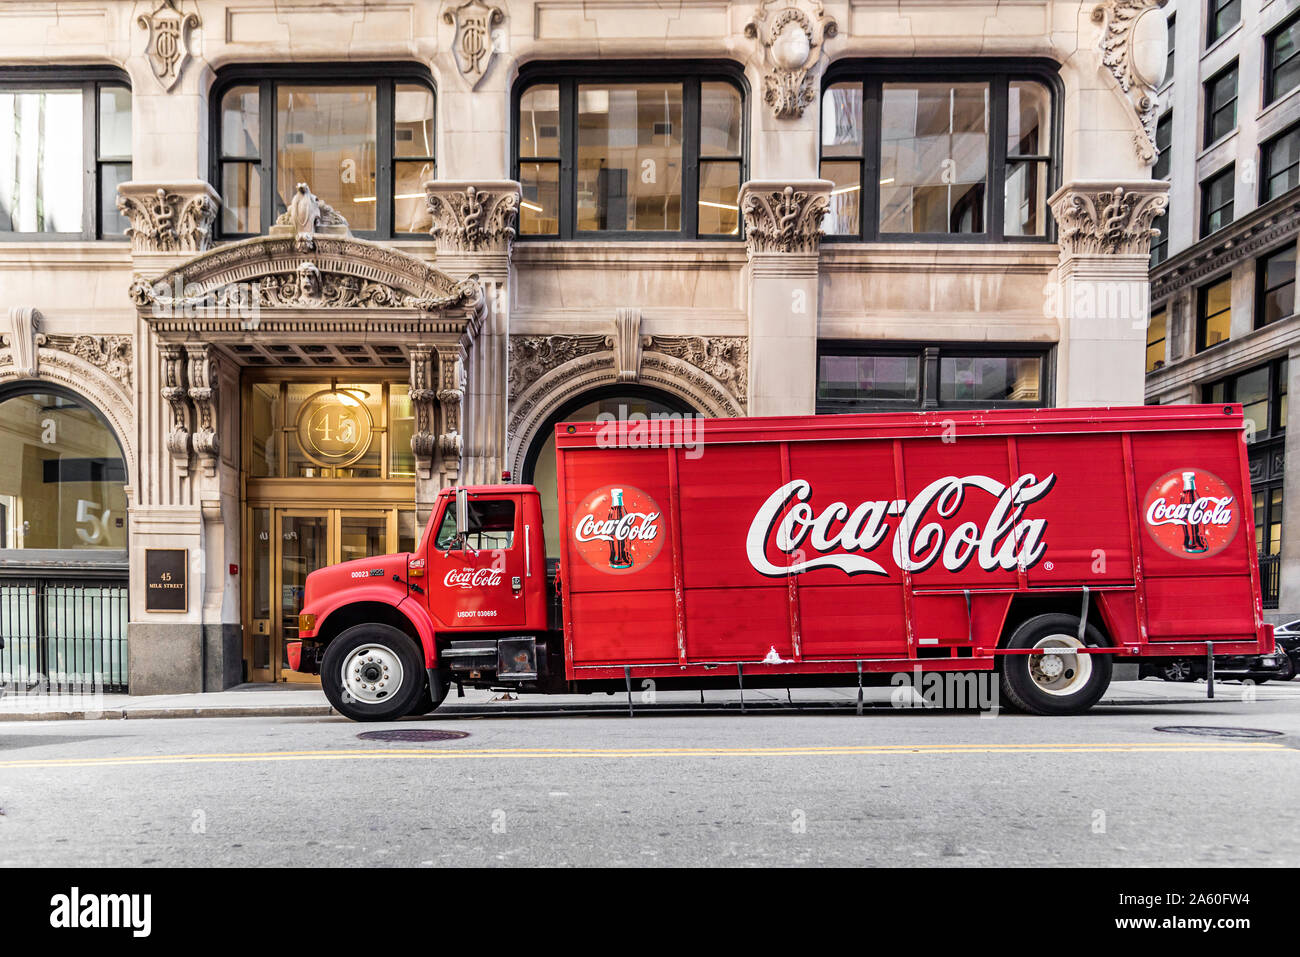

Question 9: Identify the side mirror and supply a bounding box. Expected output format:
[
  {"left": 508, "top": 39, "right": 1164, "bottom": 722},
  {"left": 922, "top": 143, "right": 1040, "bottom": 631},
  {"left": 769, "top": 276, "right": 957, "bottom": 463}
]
[{"left": 455, "top": 487, "right": 469, "bottom": 544}]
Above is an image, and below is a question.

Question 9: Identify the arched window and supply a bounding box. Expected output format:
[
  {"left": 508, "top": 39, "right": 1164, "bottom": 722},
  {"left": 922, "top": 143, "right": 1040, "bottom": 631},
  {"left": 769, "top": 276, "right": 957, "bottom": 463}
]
[
  {"left": 523, "top": 386, "right": 695, "bottom": 556},
  {"left": 0, "top": 388, "right": 127, "bottom": 552},
  {"left": 211, "top": 64, "right": 436, "bottom": 239},
  {"left": 514, "top": 62, "right": 747, "bottom": 239}
]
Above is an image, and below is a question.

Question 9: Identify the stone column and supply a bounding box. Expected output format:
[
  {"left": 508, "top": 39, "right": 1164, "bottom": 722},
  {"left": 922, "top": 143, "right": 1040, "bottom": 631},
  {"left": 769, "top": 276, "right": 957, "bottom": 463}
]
[
  {"left": 424, "top": 181, "right": 520, "bottom": 491},
  {"left": 739, "top": 180, "right": 831, "bottom": 416},
  {"left": 1047, "top": 181, "right": 1170, "bottom": 407},
  {"left": 1279, "top": 345, "right": 1300, "bottom": 618}
]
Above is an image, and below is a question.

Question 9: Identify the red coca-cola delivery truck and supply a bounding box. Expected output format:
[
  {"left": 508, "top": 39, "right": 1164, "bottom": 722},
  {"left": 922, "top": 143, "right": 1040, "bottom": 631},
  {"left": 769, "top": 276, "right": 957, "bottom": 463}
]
[{"left": 288, "top": 404, "right": 1274, "bottom": 720}]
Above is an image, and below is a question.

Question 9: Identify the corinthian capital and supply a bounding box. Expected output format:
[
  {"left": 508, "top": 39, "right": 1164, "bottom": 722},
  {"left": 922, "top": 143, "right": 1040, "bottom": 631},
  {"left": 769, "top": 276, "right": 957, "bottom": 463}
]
[
  {"left": 739, "top": 180, "right": 832, "bottom": 255},
  {"left": 425, "top": 181, "right": 521, "bottom": 255},
  {"left": 116, "top": 181, "right": 220, "bottom": 253},
  {"left": 1049, "top": 181, "right": 1170, "bottom": 257}
]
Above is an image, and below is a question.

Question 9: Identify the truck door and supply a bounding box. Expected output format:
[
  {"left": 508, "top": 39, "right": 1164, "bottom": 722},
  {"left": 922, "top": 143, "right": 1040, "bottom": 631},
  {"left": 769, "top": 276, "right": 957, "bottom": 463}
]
[{"left": 424, "top": 492, "right": 526, "bottom": 630}]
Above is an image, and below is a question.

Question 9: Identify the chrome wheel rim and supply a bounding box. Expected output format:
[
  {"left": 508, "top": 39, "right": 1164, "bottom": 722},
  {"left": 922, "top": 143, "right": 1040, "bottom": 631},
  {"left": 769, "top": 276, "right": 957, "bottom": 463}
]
[{"left": 341, "top": 643, "right": 404, "bottom": 704}]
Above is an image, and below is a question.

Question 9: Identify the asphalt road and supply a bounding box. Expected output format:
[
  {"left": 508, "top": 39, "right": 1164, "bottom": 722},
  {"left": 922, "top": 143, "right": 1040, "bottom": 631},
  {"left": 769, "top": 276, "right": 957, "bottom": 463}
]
[{"left": 1, "top": 694, "right": 1298, "bottom": 867}]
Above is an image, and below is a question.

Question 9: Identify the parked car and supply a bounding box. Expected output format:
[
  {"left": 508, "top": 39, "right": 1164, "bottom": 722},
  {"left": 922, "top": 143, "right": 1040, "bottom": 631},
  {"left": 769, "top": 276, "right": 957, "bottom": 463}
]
[
  {"left": 1270, "top": 619, "right": 1300, "bottom": 680},
  {"left": 1141, "top": 644, "right": 1292, "bottom": 683}
]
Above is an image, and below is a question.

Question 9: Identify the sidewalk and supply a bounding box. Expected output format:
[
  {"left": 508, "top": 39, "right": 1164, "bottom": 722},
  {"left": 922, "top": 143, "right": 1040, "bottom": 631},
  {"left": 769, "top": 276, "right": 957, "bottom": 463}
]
[{"left": 1, "top": 678, "right": 1297, "bottom": 721}]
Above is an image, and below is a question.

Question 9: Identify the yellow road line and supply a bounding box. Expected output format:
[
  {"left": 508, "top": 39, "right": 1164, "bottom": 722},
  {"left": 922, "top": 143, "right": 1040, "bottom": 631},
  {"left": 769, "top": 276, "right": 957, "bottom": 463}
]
[{"left": 0, "top": 741, "right": 1288, "bottom": 769}]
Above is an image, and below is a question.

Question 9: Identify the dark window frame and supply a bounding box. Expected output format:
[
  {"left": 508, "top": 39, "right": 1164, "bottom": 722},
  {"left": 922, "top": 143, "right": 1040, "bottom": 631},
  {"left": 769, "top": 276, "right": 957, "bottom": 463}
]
[
  {"left": 815, "top": 341, "right": 1053, "bottom": 414},
  {"left": 1146, "top": 307, "right": 1168, "bottom": 372},
  {"left": 1165, "top": 14, "right": 1176, "bottom": 86},
  {"left": 1265, "top": 8, "right": 1300, "bottom": 105},
  {"left": 1150, "top": 111, "right": 1174, "bottom": 266},
  {"left": 819, "top": 58, "right": 1063, "bottom": 244},
  {"left": 1203, "top": 356, "right": 1288, "bottom": 440},
  {"left": 1203, "top": 61, "right": 1238, "bottom": 148},
  {"left": 1200, "top": 163, "right": 1235, "bottom": 237},
  {"left": 1256, "top": 242, "right": 1297, "bottom": 328},
  {"left": 0, "top": 66, "right": 132, "bottom": 241},
  {"left": 1261, "top": 122, "right": 1300, "bottom": 201},
  {"left": 511, "top": 60, "right": 750, "bottom": 242},
  {"left": 208, "top": 62, "right": 436, "bottom": 242},
  {"left": 1197, "top": 275, "right": 1234, "bottom": 352},
  {"left": 1207, "top": 0, "right": 1241, "bottom": 47}
]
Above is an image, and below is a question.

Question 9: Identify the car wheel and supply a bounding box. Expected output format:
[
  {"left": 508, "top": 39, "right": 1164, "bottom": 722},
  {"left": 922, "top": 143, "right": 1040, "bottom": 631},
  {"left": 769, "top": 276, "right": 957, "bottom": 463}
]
[
  {"left": 999, "top": 614, "right": 1113, "bottom": 716},
  {"left": 1275, "top": 655, "right": 1296, "bottom": 682},
  {"left": 321, "top": 623, "right": 425, "bottom": 722},
  {"left": 1159, "top": 659, "right": 1196, "bottom": 682}
]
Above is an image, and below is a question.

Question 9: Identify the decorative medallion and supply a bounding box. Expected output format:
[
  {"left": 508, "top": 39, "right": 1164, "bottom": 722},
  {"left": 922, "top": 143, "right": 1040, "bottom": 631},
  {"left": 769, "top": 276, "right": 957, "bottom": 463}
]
[
  {"left": 137, "top": 0, "right": 200, "bottom": 92},
  {"left": 444, "top": 0, "right": 505, "bottom": 89},
  {"left": 745, "top": 0, "right": 837, "bottom": 119}
]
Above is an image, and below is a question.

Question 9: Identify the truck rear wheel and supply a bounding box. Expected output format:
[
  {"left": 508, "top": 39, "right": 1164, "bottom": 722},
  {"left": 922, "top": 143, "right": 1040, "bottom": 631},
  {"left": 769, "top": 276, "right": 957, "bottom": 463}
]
[
  {"left": 999, "top": 613, "right": 1112, "bottom": 716},
  {"left": 322, "top": 624, "right": 425, "bottom": 722}
]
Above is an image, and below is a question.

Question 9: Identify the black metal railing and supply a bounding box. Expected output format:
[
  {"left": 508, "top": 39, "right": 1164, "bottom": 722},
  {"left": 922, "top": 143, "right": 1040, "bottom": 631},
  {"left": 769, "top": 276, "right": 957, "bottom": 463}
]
[
  {"left": 1259, "top": 554, "right": 1281, "bottom": 610},
  {"left": 0, "top": 577, "right": 128, "bottom": 694}
]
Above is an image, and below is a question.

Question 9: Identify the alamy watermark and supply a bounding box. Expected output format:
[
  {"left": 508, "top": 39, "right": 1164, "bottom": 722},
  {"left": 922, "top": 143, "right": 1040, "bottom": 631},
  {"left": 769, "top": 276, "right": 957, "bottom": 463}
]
[{"left": 595, "top": 405, "right": 706, "bottom": 460}]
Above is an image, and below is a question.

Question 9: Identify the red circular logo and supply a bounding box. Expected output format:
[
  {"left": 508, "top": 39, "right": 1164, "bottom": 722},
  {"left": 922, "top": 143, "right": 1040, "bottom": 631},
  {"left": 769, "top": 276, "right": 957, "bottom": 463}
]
[
  {"left": 1142, "top": 467, "right": 1240, "bottom": 559},
  {"left": 571, "top": 485, "right": 664, "bottom": 575}
]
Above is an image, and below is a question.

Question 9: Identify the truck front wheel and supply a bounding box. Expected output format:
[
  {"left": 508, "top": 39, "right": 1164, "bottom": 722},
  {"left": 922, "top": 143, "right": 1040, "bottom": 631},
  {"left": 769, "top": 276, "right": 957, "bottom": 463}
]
[
  {"left": 999, "top": 613, "right": 1112, "bottom": 716},
  {"left": 322, "top": 624, "right": 425, "bottom": 722}
]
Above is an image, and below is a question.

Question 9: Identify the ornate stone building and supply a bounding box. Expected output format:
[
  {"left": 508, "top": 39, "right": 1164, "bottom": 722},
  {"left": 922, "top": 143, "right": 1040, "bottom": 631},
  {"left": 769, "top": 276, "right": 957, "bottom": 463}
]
[{"left": 0, "top": 0, "right": 1167, "bottom": 692}]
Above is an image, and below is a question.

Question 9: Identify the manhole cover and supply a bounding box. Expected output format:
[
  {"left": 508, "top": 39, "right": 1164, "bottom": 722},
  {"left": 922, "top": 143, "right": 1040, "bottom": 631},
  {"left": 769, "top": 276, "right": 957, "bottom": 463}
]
[
  {"left": 1154, "top": 726, "right": 1282, "bottom": 739},
  {"left": 356, "top": 729, "right": 469, "bottom": 742}
]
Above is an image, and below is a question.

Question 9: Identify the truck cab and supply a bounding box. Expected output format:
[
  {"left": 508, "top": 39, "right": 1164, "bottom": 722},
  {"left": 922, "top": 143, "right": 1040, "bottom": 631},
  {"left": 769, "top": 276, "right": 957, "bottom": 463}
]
[{"left": 291, "top": 484, "right": 555, "bottom": 721}]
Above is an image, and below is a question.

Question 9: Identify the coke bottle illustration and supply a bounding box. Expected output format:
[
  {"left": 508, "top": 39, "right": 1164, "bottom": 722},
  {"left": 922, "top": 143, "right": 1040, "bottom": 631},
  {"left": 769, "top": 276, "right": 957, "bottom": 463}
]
[
  {"left": 607, "top": 487, "right": 633, "bottom": 569},
  {"left": 1180, "top": 471, "right": 1208, "bottom": 554}
]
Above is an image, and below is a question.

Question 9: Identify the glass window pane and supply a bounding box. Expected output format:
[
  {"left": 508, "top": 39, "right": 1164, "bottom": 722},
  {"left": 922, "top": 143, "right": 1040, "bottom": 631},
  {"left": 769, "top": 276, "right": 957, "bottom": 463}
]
[
  {"left": 576, "top": 83, "right": 682, "bottom": 232},
  {"left": 394, "top": 84, "right": 435, "bottom": 157},
  {"left": 1007, "top": 82, "right": 1049, "bottom": 156},
  {"left": 221, "top": 161, "right": 261, "bottom": 233},
  {"left": 700, "top": 82, "right": 741, "bottom": 157},
  {"left": 821, "top": 83, "right": 863, "bottom": 157},
  {"left": 394, "top": 159, "right": 434, "bottom": 234},
  {"left": 820, "top": 160, "right": 861, "bottom": 235},
  {"left": 818, "top": 354, "right": 919, "bottom": 403},
  {"left": 519, "top": 161, "right": 559, "bottom": 234},
  {"left": 389, "top": 383, "right": 415, "bottom": 478},
  {"left": 1200, "top": 279, "right": 1232, "bottom": 349},
  {"left": 98, "top": 85, "right": 131, "bottom": 158},
  {"left": 880, "top": 82, "right": 988, "bottom": 235},
  {"left": 698, "top": 160, "right": 740, "bottom": 235},
  {"left": 398, "top": 508, "right": 419, "bottom": 554},
  {"left": 1264, "top": 128, "right": 1300, "bottom": 200},
  {"left": 0, "top": 392, "right": 127, "bottom": 549},
  {"left": 99, "top": 162, "right": 131, "bottom": 238},
  {"left": 249, "top": 382, "right": 280, "bottom": 477},
  {"left": 1146, "top": 310, "right": 1167, "bottom": 372},
  {"left": 276, "top": 85, "right": 376, "bottom": 230},
  {"left": 221, "top": 84, "right": 260, "bottom": 158},
  {"left": 0, "top": 90, "right": 85, "bottom": 233},
  {"left": 1212, "top": 0, "right": 1241, "bottom": 43},
  {"left": 1004, "top": 159, "right": 1047, "bottom": 237},
  {"left": 1262, "top": 246, "right": 1296, "bottom": 325},
  {"left": 939, "top": 355, "right": 1040, "bottom": 403},
  {"left": 519, "top": 84, "right": 560, "bottom": 157},
  {"left": 1235, "top": 366, "right": 1270, "bottom": 438},
  {"left": 285, "top": 383, "right": 382, "bottom": 478}
]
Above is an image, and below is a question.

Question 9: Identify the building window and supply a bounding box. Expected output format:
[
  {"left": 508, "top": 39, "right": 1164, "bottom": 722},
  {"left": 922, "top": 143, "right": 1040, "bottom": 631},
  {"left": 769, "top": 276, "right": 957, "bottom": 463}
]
[
  {"left": 212, "top": 66, "right": 435, "bottom": 239},
  {"left": 1150, "top": 112, "right": 1173, "bottom": 266},
  {"left": 1197, "top": 278, "right": 1233, "bottom": 351},
  {"left": 1204, "top": 63, "right": 1238, "bottom": 147},
  {"left": 513, "top": 64, "right": 745, "bottom": 240},
  {"left": 819, "top": 63, "right": 1057, "bottom": 242},
  {"left": 1208, "top": 0, "right": 1241, "bottom": 46},
  {"left": 1165, "top": 15, "right": 1176, "bottom": 85},
  {"left": 1201, "top": 165, "right": 1235, "bottom": 237},
  {"left": 815, "top": 344, "right": 1047, "bottom": 413},
  {"left": 1266, "top": 10, "right": 1300, "bottom": 106},
  {"left": 1258, "top": 244, "right": 1296, "bottom": 327},
  {"left": 0, "top": 70, "right": 131, "bottom": 239},
  {"left": 1205, "top": 358, "right": 1288, "bottom": 442},
  {"left": 1146, "top": 308, "right": 1168, "bottom": 372},
  {"left": 1262, "top": 124, "right": 1300, "bottom": 201}
]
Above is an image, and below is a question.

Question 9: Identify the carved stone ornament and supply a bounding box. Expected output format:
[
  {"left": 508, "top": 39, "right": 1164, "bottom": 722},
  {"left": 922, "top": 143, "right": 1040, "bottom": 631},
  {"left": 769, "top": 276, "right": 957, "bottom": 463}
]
[
  {"left": 1093, "top": 0, "right": 1170, "bottom": 165},
  {"left": 138, "top": 0, "right": 200, "bottom": 92},
  {"left": 159, "top": 343, "right": 192, "bottom": 477},
  {"left": 45, "top": 334, "right": 135, "bottom": 394},
  {"left": 270, "top": 182, "right": 350, "bottom": 252},
  {"left": 185, "top": 343, "right": 219, "bottom": 475},
  {"left": 507, "top": 334, "right": 609, "bottom": 404},
  {"left": 425, "top": 182, "right": 521, "bottom": 254},
  {"left": 3, "top": 307, "right": 45, "bottom": 378},
  {"left": 444, "top": 0, "right": 505, "bottom": 89},
  {"left": 745, "top": 0, "right": 837, "bottom": 119},
  {"left": 739, "top": 181, "right": 832, "bottom": 254},
  {"left": 644, "top": 336, "right": 749, "bottom": 407},
  {"left": 117, "top": 182, "right": 219, "bottom": 253},
  {"left": 1048, "top": 181, "right": 1171, "bottom": 256}
]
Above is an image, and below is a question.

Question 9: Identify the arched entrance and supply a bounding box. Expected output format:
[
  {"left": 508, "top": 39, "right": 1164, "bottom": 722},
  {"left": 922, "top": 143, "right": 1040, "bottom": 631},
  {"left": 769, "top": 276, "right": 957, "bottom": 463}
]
[
  {"left": 522, "top": 385, "right": 696, "bottom": 557},
  {"left": 0, "top": 383, "right": 130, "bottom": 692}
]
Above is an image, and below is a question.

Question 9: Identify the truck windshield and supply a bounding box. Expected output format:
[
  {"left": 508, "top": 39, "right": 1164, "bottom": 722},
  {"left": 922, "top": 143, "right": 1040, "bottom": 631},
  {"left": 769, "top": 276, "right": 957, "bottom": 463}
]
[{"left": 434, "top": 499, "right": 515, "bottom": 551}]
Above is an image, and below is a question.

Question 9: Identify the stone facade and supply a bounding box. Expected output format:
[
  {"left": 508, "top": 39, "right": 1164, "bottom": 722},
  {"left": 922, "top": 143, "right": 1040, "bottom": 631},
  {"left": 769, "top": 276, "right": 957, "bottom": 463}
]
[{"left": 0, "top": 0, "right": 1165, "bottom": 692}]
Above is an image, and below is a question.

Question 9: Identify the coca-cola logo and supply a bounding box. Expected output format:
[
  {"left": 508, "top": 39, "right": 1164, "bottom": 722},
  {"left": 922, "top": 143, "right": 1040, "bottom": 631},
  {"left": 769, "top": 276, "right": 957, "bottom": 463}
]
[
  {"left": 1143, "top": 468, "right": 1240, "bottom": 559},
  {"left": 443, "top": 567, "right": 504, "bottom": 589},
  {"left": 746, "top": 473, "right": 1057, "bottom": 577},
  {"left": 571, "top": 484, "right": 664, "bottom": 575}
]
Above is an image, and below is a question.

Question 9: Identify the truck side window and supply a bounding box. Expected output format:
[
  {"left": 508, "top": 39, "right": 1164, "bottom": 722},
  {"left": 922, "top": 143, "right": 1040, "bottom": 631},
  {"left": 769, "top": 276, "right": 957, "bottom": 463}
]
[{"left": 434, "top": 499, "right": 516, "bottom": 551}]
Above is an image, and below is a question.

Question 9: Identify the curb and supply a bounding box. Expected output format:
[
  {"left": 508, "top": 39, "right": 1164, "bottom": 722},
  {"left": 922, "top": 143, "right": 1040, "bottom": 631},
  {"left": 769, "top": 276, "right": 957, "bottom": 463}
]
[{"left": 0, "top": 705, "right": 336, "bottom": 722}]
